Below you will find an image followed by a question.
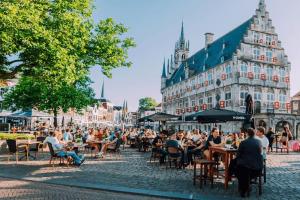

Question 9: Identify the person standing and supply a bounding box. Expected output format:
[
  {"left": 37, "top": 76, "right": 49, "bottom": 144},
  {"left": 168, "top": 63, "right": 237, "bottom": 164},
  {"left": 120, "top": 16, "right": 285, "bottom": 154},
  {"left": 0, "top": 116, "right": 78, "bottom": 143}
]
[
  {"left": 266, "top": 127, "right": 275, "bottom": 152},
  {"left": 235, "top": 128, "right": 263, "bottom": 198}
]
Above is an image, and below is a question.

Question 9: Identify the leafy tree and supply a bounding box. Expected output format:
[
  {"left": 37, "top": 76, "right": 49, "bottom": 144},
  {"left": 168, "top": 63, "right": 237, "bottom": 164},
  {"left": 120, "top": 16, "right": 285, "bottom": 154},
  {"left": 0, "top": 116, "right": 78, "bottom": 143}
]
[
  {"left": 138, "top": 97, "right": 158, "bottom": 111},
  {"left": 3, "top": 76, "right": 95, "bottom": 128},
  {"left": 0, "top": 0, "right": 135, "bottom": 81},
  {"left": 0, "top": 0, "right": 136, "bottom": 127}
]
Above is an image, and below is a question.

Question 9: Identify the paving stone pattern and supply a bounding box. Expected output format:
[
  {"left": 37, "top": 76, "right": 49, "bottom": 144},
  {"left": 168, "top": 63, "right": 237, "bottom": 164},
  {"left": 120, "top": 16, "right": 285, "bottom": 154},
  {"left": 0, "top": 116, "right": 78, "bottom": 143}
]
[{"left": 0, "top": 147, "right": 300, "bottom": 200}]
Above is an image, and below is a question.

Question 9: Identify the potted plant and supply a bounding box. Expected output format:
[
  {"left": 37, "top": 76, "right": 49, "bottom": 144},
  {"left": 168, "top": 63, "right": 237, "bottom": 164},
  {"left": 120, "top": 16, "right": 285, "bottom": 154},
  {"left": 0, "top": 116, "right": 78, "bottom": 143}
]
[
  {"left": 225, "top": 138, "right": 232, "bottom": 149},
  {"left": 0, "top": 133, "right": 35, "bottom": 140}
]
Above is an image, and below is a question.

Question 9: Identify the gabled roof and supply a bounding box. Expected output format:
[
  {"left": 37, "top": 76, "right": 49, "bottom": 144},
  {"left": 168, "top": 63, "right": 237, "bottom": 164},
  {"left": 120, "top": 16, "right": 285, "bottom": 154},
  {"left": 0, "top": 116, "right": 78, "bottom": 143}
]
[{"left": 166, "top": 18, "right": 253, "bottom": 87}]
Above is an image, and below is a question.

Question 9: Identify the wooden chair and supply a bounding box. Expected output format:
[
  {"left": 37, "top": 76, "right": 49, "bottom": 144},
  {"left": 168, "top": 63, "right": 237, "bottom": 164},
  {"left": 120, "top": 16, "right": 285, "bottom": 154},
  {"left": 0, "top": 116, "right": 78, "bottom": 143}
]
[
  {"left": 193, "top": 159, "right": 216, "bottom": 188},
  {"left": 29, "top": 136, "right": 45, "bottom": 159},
  {"left": 166, "top": 146, "right": 182, "bottom": 169},
  {"left": 263, "top": 159, "right": 267, "bottom": 183},
  {"left": 6, "top": 140, "right": 28, "bottom": 163},
  {"left": 47, "top": 142, "right": 72, "bottom": 167},
  {"left": 249, "top": 171, "right": 263, "bottom": 196},
  {"left": 149, "top": 146, "right": 164, "bottom": 165},
  {"left": 106, "top": 139, "right": 122, "bottom": 159}
]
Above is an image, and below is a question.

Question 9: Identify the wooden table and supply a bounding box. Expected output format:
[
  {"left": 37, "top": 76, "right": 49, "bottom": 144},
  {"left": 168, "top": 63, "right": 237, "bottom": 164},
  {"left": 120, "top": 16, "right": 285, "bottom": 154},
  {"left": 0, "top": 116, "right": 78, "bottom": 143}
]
[
  {"left": 17, "top": 141, "right": 42, "bottom": 161},
  {"left": 209, "top": 146, "right": 238, "bottom": 189}
]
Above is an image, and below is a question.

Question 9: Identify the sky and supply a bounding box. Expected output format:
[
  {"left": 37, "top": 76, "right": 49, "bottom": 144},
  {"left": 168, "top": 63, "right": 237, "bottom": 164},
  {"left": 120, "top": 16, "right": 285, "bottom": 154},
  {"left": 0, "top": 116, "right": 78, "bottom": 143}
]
[{"left": 89, "top": 0, "right": 300, "bottom": 111}]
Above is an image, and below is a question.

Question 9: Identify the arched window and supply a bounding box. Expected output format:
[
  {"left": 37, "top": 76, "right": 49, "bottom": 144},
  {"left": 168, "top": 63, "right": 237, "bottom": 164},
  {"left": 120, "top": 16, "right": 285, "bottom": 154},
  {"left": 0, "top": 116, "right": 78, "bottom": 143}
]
[{"left": 182, "top": 54, "right": 186, "bottom": 60}]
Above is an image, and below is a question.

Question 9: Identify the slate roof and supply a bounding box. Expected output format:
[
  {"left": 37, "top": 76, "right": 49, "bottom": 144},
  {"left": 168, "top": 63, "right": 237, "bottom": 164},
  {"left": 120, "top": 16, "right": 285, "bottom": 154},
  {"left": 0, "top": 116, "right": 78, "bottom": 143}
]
[{"left": 166, "top": 17, "right": 253, "bottom": 87}]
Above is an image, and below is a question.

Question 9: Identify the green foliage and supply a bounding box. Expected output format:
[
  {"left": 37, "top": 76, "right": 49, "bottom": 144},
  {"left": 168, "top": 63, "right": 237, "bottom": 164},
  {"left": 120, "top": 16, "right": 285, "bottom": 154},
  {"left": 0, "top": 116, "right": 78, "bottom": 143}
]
[
  {"left": 138, "top": 97, "right": 158, "bottom": 111},
  {"left": 0, "top": 133, "right": 35, "bottom": 140},
  {"left": 3, "top": 76, "right": 95, "bottom": 127},
  {"left": 0, "top": 0, "right": 135, "bottom": 127},
  {"left": 0, "top": 0, "right": 136, "bottom": 81}
]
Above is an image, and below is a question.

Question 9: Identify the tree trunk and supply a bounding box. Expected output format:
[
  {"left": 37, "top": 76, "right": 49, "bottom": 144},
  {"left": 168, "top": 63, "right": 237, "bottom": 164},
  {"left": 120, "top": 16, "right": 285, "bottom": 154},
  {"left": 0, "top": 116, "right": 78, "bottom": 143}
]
[{"left": 53, "top": 109, "right": 58, "bottom": 128}]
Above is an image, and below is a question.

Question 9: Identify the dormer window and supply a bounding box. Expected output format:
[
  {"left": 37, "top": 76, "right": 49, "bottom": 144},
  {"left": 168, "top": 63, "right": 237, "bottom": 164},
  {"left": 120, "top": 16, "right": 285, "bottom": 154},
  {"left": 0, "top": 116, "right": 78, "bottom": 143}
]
[{"left": 221, "top": 56, "right": 224, "bottom": 63}]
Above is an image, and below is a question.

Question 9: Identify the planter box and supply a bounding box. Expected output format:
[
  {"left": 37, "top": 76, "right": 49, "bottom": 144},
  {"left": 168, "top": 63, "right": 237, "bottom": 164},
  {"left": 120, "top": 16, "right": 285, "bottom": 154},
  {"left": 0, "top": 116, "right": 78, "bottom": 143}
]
[{"left": 0, "top": 140, "right": 8, "bottom": 154}]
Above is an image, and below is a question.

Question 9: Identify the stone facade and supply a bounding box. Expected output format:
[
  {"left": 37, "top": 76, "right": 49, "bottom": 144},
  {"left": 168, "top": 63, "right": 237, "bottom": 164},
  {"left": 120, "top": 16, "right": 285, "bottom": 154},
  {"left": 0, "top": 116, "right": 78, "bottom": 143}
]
[{"left": 160, "top": 0, "right": 300, "bottom": 136}]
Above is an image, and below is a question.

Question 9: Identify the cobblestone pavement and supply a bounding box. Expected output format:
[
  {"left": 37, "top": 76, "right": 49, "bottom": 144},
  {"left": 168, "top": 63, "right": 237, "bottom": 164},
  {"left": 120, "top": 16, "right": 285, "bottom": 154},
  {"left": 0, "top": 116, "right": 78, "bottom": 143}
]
[
  {"left": 0, "top": 177, "right": 166, "bottom": 200},
  {"left": 0, "top": 147, "right": 300, "bottom": 200}
]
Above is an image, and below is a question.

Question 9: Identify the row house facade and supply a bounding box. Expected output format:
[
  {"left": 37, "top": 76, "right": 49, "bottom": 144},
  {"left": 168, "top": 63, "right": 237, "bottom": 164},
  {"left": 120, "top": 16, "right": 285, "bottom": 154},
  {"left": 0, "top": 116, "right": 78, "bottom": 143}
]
[{"left": 161, "top": 0, "right": 300, "bottom": 137}]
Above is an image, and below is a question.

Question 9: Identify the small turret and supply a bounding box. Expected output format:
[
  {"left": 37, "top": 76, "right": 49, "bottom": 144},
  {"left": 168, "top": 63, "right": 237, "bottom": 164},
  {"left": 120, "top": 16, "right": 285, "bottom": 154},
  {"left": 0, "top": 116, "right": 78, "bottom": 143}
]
[
  {"left": 161, "top": 59, "right": 167, "bottom": 78},
  {"left": 101, "top": 80, "right": 105, "bottom": 98},
  {"left": 161, "top": 59, "right": 167, "bottom": 89}
]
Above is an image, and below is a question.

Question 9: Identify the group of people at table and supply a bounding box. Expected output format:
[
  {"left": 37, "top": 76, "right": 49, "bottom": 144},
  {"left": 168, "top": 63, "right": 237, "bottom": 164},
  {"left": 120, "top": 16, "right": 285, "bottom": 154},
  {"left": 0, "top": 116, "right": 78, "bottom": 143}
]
[
  {"left": 42, "top": 127, "right": 123, "bottom": 166},
  {"left": 131, "top": 127, "right": 271, "bottom": 198},
  {"left": 16, "top": 125, "right": 295, "bottom": 197}
]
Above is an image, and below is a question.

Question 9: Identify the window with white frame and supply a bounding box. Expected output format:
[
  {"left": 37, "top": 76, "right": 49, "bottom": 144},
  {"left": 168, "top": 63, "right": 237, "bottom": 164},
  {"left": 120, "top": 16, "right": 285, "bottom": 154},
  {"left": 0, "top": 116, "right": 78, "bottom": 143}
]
[
  {"left": 279, "top": 68, "right": 286, "bottom": 82},
  {"left": 240, "top": 64, "right": 248, "bottom": 77},
  {"left": 266, "top": 51, "right": 272, "bottom": 62},
  {"left": 225, "top": 92, "right": 232, "bottom": 107},
  {"left": 253, "top": 48, "right": 260, "bottom": 60},
  {"left": 267, "top": 88, "right": 275, "bottom": 108},
  {"left": 225, "top": 65, "right": 232, "bottom": 78},
  {"left": 207, "top": 96, "right": 213, "bottom": 109},
  {"left": 185, "top": 102, "right": 189, "bottom": 108},
  {"left": 266, "top": 35, "right": 272, "bottom": 45},
  {"left": 254, "top": 88, "right": 262, "bottom": 101},
  {"left": 266, "top": 66, "right": 273, "bottom": 81},
  {"left": 253, "top": 65, "right": 261, "bottom": 79},
  {"left": 198, "top": 98, "right": 204, "bottom": 106},
  {"left": 208, "top": 73, "right": 213, "bottom": 85},
  {"left": 240, "top": 86, "right": 249, "bottom": 107},
  {"left": 279, "top": 90, "right": 287, "bottom": 109},
  {"left": 191, "top": 100, "right": 195, "bottom": 107},
  {"left": 253, "top": 32, "right": 260, "bottom": 43},
  {"left": 279, "top": 94, "right": 286, "bottom": 109}
]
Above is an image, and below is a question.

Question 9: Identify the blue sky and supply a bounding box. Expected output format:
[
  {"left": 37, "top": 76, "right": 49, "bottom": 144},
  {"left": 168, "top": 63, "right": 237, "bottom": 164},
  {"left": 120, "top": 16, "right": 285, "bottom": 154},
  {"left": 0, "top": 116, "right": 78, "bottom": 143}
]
[{"left": 89, "top": 0, "right": 300, "bottom": 111}]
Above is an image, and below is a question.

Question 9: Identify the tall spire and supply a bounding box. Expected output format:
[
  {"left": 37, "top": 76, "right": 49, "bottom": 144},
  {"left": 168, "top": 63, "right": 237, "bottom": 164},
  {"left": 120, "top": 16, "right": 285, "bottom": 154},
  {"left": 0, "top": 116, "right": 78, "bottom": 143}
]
[
  {"left": 101, "top": 80, "right": 105, "bottom": 98},
  {"left": 170, "top": 54, "right": 173, "bottom": 70},
  {"left": 161, "top": 59, "right": 167, "bottom": 78},
  {"left": 180, "top": 21, "right": 185, "bottom": 43},
  {"left": 258, "top": 0, "right": 266, "bottom": 15},
  {"left": 167, "top": 58, "right": 170, "bottom": 74},
  {"left": 125, "top": 101, "right": 128, "bottom": 112}
]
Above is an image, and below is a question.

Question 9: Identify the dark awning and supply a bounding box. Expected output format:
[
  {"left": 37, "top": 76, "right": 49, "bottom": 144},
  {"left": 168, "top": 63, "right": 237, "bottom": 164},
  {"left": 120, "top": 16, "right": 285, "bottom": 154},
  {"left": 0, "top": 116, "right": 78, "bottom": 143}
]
[
  {"left": 185, "top": 108, "right": 250, "bottom": 123},
  {"left": 138, "top": 112, "right": 179, "bottom": 122}
]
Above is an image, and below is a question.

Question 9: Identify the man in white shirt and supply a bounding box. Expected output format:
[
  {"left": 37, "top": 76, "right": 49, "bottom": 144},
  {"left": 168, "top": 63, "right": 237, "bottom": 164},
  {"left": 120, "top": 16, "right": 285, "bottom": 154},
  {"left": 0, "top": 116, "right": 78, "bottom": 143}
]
[
  {"left": 256, "top": 127, "right": 269, "bottom": 159},
  {"left": 43, "top": 131, "right": 84, "bottom": 166}
]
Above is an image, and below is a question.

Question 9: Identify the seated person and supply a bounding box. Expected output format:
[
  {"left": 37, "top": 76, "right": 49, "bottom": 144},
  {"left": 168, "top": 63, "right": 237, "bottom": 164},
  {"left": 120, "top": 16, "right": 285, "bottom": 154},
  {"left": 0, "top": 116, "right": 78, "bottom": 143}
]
[
  {"left": 98, "top": 132, "right": 119, "bottom": 158},
  {"left": 256, "top": 127, "right": 269, "bottom": 159},
  {"left": 239, "top": 132, "right": 245, "bottom": 141},
  {"left": 43, "top": 131, "right": 84, "bottom": 166},
  {"left": 203, "top": 128, "right": 223, "bottom": 159},
  {"left": 166, "top": 134, "right": 183, "bottom": 156},
  {"left": 234, "top": 128, "right": 263, "bottom": 198},
  {"left": 187, "top": 136, "right": 206, "bottom": 164},
  {"left": 86, "top": 131, "right": 101, "bottom": 153},
  {"left": 191, "top": 129, "right": 202, "bottom": 143},
  {"left": 152, "top": 131, "right": 167, "bottom": 163}
]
